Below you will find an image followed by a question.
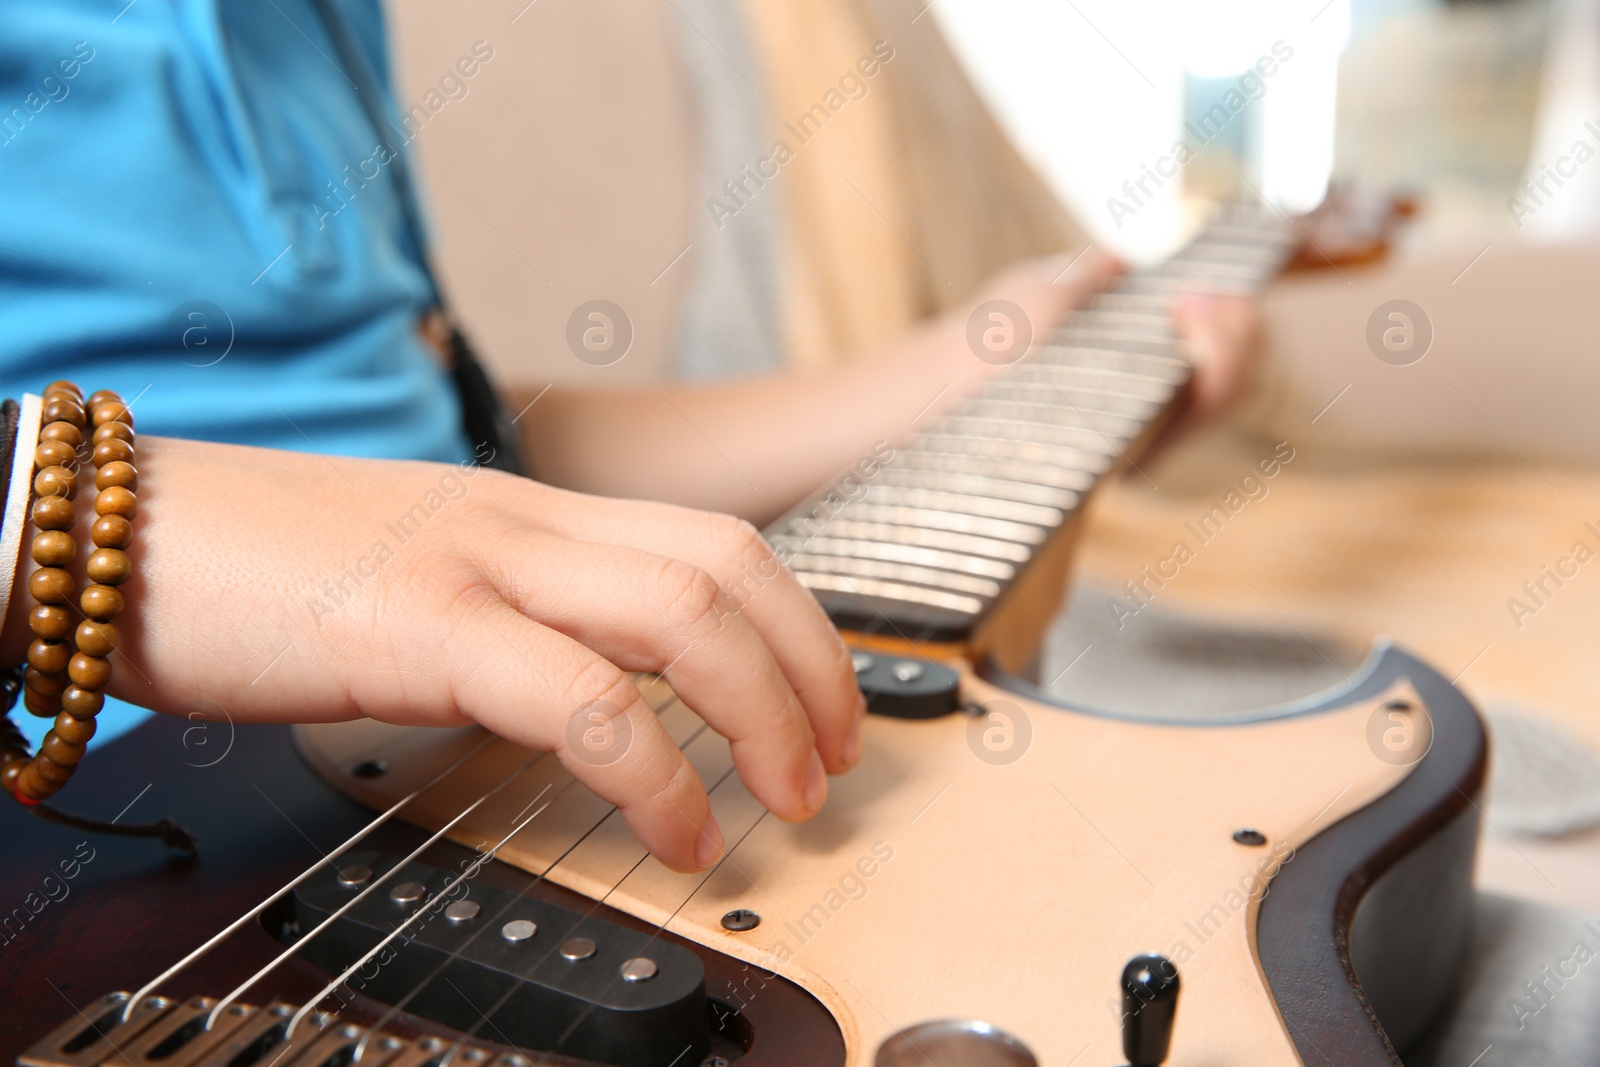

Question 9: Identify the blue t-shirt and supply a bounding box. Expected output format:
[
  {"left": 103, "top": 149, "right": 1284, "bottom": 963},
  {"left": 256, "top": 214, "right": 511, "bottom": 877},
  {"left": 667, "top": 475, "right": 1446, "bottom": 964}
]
[{"left": 3, "top": 0, "right": 472, "bottom": 743}]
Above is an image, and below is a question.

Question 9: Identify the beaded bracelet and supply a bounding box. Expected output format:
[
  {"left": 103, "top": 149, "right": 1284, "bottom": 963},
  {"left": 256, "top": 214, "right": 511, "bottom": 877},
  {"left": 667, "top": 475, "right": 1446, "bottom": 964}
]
[{"left": 1, "top": 381, "right": 138, "bottom": 804}]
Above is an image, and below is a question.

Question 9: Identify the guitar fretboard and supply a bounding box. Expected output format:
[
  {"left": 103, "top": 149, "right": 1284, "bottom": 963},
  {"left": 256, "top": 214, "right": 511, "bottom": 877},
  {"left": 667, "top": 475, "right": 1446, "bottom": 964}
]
[{"left": 765, "top": 204, "right": 1297, "bottom": 646}]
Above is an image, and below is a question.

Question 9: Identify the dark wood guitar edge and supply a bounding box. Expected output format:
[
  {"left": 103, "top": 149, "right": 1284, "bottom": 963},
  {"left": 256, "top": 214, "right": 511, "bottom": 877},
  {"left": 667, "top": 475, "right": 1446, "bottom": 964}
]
[
  {"left": 979, "top": 642, "right": 1488, "bottom": 1065},
  {"left": 1255, "top": 645, "right": 1487, "bottom": 1066}
]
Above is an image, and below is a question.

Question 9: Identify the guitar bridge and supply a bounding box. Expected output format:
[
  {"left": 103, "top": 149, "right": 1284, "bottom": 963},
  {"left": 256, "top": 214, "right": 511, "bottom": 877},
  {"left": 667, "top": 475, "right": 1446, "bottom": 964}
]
[{"left": 18, "top": 992, "right": 512, "bottom": 1067}]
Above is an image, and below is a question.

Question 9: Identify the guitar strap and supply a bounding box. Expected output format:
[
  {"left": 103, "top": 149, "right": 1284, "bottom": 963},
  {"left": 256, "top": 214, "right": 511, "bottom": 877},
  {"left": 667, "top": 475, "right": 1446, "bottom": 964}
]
[{"left": 309, "top": 0, "right": 527, "bottom": 477}]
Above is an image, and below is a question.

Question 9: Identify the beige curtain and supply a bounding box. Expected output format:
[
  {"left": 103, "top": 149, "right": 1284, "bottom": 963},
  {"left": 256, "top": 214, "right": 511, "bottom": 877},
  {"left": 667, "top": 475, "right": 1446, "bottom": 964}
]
[{"left": 740, "top": 0, "right": 1088, "bottom": 371}]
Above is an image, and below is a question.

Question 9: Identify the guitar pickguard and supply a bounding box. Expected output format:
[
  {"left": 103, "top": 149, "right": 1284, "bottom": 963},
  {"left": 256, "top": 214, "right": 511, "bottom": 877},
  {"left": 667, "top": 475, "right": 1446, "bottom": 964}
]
[{"left": 295, "top": 643, "right": 1484, "bottom": 1066}]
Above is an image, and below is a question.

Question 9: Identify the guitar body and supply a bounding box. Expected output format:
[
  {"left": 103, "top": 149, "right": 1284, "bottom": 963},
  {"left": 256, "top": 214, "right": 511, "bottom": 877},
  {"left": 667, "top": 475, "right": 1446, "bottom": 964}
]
[{"left": 2, "top": 640, "right": 1483, "bottom": 1067}]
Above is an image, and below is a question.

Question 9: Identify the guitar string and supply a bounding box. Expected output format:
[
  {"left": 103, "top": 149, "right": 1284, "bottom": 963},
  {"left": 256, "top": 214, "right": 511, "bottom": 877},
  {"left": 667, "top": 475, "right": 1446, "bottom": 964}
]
[
  {"left": 340, "top": 744, "right": 746, "bottom": 1065},
  {"left": 199, "top": 681, "right": 694, "bottom": 1047},
  {"left": 275, "top": 687, "right": 724, "bottom": 1059},
  {"left": 122, "top": 731, "right": 499, "bottom": 1021},
  {"left": 204, "top": 753, "right": 550, "bottom": 1030},
  {"left": 351, "top": 699, "right": 708, "bottom": 1061},
  {"left": 444, "top": 784, "right": 768, "bottom": 1067},
  {"left": 282, "top": 782, "right": 565, "bottom": 1041}
]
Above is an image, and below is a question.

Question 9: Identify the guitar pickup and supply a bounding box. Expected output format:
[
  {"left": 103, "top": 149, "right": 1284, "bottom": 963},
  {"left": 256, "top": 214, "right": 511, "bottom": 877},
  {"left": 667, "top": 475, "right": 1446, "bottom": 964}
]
[{"left": 271, "top": 851, "right": 709, "bottom": 1067}]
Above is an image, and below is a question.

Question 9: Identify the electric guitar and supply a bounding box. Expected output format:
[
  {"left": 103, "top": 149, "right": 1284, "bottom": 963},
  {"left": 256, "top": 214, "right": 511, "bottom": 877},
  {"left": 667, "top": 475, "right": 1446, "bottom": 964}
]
[{"left": 3, "top": 200, "right": 1483, "bottom": 1067}]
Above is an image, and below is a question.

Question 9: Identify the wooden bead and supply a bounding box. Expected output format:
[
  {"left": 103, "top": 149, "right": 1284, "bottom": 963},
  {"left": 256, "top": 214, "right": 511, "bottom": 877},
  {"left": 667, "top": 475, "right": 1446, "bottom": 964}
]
[
  {"left": 39, "top": 732, "right": 86, "bottom": 767},
  {"left": 24, "top": 668, "right": 66, "bottom": 698},
  {"left": 52, "top": 713, "right": 96, "bottom": 746},
  {"left": 31, "top": 495, "right": 75, "bottom": 531},
  {"left": 28, "top": 566, "right": 74, "bottom": 605},
  {"left": 40, "top": 421, "right": 83, "bottom": 449},
  {"left": 32, "top": 755, "right": 76, "bottom": 784},
  {"left": 92, "top": 421, "right": 134, "bottom": 445},
  {"left": 75, "top": 620, "right": 118, "bottom": 658},
  {"left": 91, "top": 403, "right": 133, "bottom": 428},
  {"left": 80, "top": 583, "right": 123, "bottom": 621},
  {"left": 41, "top": 398, "right": 86, "bottom": 428},
  {"left": 94, "top": 486, "right": 137, "bottom": 518},
  {"left": 86, "top": 547, "right": 131, "bottom": 586},
  {"left": 92, "top": 437, "right": 134, "bottom": 466},
  {"left": 34, "top": 439, "right": 78, "bottom": 470},
  {"left": 28, "top": 604, "right": 71, "bottom": 640},
  {"left": 91, "top": 514, "right": 132, "bottom": 549},
  {"left": 23, "top": 686, "right": 59, "bottom": 717},
  {"left": 27, "top": 639, "right": 70, "bottom": 675},
  {"left": 1, "top": 759, "right": 25, "bottom": 795},
  {"left": 15, "top": 763, "right": 51, "bottom": 800},
  {"left": 61, "top": 685, "right": 104, "bottom": 717},
  {"left": 94, "top": 461, "right": 137, "bottom": 492},
  {"left": 86, "top": 389, "right": 120, "bottom": 408},
  {"left": 47, "top": 380, "right": 83, "bottom": 399},
  {"left": 67, "top": 652, "right": 111, "bottom": 690},
  {"left": 30, "top": 529, "right": 76, "bottom": 567},
  {"left": 33, "top": 464, "right": 77, "bottom": 500}
]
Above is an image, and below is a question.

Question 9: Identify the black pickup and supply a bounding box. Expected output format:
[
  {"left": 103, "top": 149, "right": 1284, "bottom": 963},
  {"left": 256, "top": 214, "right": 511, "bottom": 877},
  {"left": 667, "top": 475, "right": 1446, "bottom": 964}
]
[{"left": 270, "top": 851, "right": 709, "bottom": 1067}]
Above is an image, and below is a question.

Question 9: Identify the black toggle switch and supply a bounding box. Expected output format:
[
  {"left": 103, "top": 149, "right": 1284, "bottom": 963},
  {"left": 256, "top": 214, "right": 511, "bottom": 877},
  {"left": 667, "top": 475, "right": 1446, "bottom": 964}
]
[{"left": 1120, "top": 954, "right": 1180, "bottom": 1066}]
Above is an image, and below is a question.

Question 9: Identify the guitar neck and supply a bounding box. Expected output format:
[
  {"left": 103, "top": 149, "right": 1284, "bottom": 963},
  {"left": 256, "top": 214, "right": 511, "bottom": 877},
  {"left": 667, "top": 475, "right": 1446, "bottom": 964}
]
[{"left": 765, "top": 204, "right": 1297, "bottom": 668}]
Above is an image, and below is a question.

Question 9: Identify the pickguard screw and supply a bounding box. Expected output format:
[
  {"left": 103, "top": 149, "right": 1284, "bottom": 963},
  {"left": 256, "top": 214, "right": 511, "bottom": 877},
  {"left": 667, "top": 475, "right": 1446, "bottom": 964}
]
[
  {"left": 721, "top": 909, "right": 760, "bottom": 932},
  {"left": 1233, "top": 828, "right": 1267, "bottom": 846}
]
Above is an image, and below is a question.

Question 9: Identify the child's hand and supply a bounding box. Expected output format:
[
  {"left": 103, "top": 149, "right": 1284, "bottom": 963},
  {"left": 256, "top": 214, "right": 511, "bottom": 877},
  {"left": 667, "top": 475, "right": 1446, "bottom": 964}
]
[{"left": 4, "top": 437, "right": 866, "bottom": 873}]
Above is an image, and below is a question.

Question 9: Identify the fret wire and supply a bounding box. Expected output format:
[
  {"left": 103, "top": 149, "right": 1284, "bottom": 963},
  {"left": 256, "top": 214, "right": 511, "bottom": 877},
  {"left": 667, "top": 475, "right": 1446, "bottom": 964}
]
[
  {"left": 931, "top": 415, "right": 1124, "bottom": 456},
  {"left": 1075, "top": 305, "right": 1171, "bottom": 320},
  {"left": 778, "top": 535, "right": 1015, "bottom": 580},
  {"left": 1069, "top": 310, "right": 1176, "bottom": 332},
  {"left": 1030, "top": 345, "right": 1190, "bottom": 379},
  {"left": 858, "top": 484, "right": 1063, "bottom": 527},
  {"left": 1052, "top": 326, "right": 1174, "bottom": 349},
  {"left": 795, "top": 572, "right": 987, "bottom": 615},
  {"left": 954, "top": 399, "right": 1147, "bottom": 440},
  {"left": 798, "top": 518, "right": 1032, "bottom": 562},
  {"left": 1180, "top": 244, "right": 1289, "bottom": 266},
  {"left": 1091, "top": 292, "right": 1171, "bottom": 311},
  {"left": 1004, "top": 365, "right": 1178, "bottom": 402},
  {"left": 975, "top": 382, "right": 1163, "bottom": 421},
  {"left": 914, "top": 432, "right": 1111, "bottom": 474},
  {"left": 874, "top": 467, "right": 1081, "bottom": 510},
  {"left": 824, "top": 501, "right": 1050, "bottom": 544},
  {"left": 784, "top": 552, "right": 1004, "bottom": 597},
  {"left": 892, "top": 449, "right": 1098, "bottom": 493}
]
